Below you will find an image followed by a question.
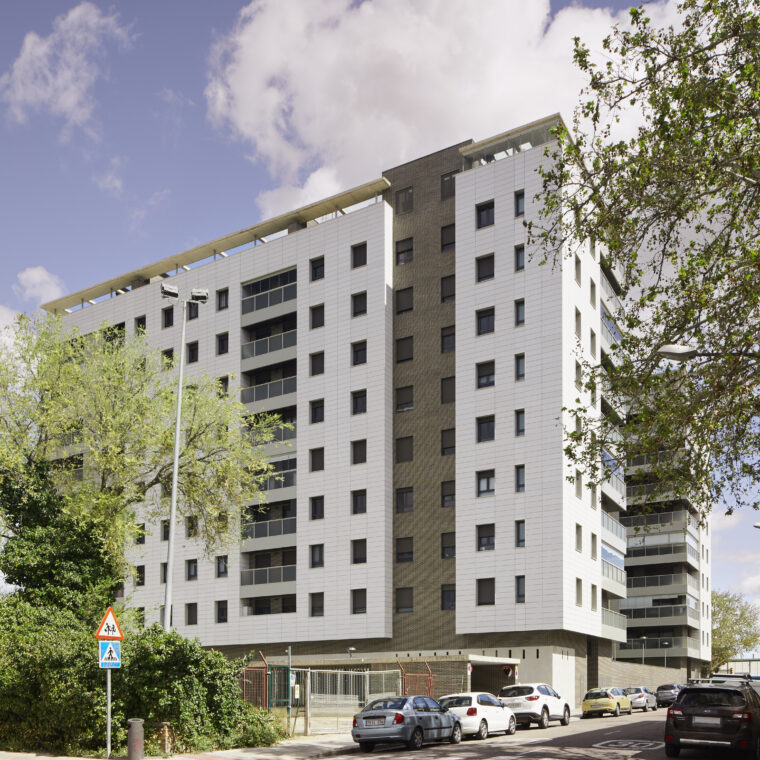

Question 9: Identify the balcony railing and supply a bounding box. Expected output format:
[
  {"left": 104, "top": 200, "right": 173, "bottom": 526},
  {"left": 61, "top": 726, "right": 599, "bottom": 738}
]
[
  {"left": 242, "top": 517, "right": 297, "bottom": 540},
  {"left": 242, "top": 283, "right": 297, "bottom": 314},
  {"left": 265, "top": 469, "right": 296, "bottom": 491},
  {"left": 240, "top": 564, "right": 297, "bottom": 585},
  {"left": 618, "top": 636, "right": 700, "bottom": 652},
  {"left": 241, "top": 376, "right": 297, "bottom": 404},
  {"left": 602, "top": 560, "right": 626, "bottom": 586},
  {"left": 600, "top": 270, "right": 624, "bottom": 315},
  {"left": 620, "top": 510, "right": 697, "bottom": 530},
  {"left": 601, "top": 305, "right": 622, "bottom": 344},
  {"left": 241, "top": 329, "right": 297, "bottom": 360},
  {"left": 602, "top": 608, "right": 627, "bottom": 630},
  {"left": 621, "top": 604, "right": 699, "bottom": 621},
  {"left": 626, "top": 573, "right": 698, "bottom": 590},
  {"left": 627, "top": 542, "right": 700, "bottom": 562},
  {"left": 602, "top": 511, "right": 626, "bottom": 542}
]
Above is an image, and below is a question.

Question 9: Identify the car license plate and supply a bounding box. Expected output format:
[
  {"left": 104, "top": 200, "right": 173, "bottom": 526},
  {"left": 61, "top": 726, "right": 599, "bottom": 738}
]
[
  {"left": 508, "top": 701, "right": 524, "bottom": 708},
  {"left": 365, "top": 718, "right": 384, "bottom": 726},
  {"left": 693, "top": 716, "right": 721, "bottom": 726}
]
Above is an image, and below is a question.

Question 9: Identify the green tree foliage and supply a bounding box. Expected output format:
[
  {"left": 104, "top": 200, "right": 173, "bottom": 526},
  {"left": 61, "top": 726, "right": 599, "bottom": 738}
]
[
  {"left": 710, "top": 590, "right": 760, "bottom": 672},
  {"left": 531, "top": 0, "right": 760, "bottom": 515}
]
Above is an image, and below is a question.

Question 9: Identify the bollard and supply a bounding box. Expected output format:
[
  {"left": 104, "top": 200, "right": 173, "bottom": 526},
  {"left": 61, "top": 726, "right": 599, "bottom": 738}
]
[
  {"left": 127, "top": 718, "right": 144, "bottom": 760},
  {"left": 158, "top": 722, "right": 172, "bottom": 754}
]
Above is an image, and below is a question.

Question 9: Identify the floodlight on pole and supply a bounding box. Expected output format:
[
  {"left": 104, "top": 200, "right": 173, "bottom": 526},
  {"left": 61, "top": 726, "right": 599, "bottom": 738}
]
[
  {"left": 161, "top": 283, "right": 179, "bottom": 300},
  {"left": 657, "top": 344, "right": 699, "bottom": 362}
]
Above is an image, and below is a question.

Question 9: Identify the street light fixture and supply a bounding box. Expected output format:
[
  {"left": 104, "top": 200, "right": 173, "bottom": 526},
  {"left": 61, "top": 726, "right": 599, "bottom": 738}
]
[
  {"left": 657, "top": 343, "right": 699, "bottom": 362},
  {"left": 663, "top": 640, "right": 670, "bottom": 670},
  {"left": 641, "top": 635, "right": 647, "bottom": 665},
  {"left": 162, "top": 284, "right": 209, "bottom": 631},
  {"left": 347, "top": 647, "right": 357, "bottom": 659}
]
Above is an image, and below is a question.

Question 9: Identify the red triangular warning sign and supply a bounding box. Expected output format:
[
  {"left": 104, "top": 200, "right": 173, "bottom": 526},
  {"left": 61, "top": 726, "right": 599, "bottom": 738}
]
[{"left": 95, "top": 606, "right": 124, "bottom": 640}]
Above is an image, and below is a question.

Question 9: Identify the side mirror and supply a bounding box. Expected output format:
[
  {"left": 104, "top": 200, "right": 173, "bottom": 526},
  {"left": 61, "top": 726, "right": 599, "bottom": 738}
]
[{"left": 440, "top": 706, "right": 448, "bottom": 713}]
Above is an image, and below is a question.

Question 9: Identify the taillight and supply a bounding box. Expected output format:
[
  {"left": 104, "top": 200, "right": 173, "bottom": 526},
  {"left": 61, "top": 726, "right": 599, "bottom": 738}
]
[
  {"left": 668, "top": 707, "right": 683, "bottom": 718},
  {"left": 732, "top": 712, "right": 752, "bottom": 722},
  {"left": 393, "top": 713, "right": 404, "bottom": 724},
  {"left": 353, "top": 717, "right": 357, "bottom": 727},
  {"left": 526, "top": 695, "right": 540, "bottom": 701},
  {"left": 466, "top": 707, "right": 477, "bottom": 716}
]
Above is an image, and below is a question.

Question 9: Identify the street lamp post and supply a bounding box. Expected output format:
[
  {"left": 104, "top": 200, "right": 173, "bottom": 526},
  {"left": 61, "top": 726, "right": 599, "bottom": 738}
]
[
  {"left": 663, "top": 640, "right": 670, "bottom": 670},
  {"left": 162, "top": 284, "right": 208, "bottom": 631},
  {"left": 641, "top": 635, "right": 647, "bottom": 665}
]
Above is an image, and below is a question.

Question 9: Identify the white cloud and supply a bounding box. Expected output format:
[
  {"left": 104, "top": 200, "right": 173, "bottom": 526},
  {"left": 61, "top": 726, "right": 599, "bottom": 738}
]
[
  {"left": 0, "top": 2, "right": 132, "bottom": 138},
  {"left": 129, "top": 188, "right": 171, "bottom": 233},
  {"left": 206, "top": 0, "right": 680, "bottom": 218},
  {"left": 93, "top": 155, "right": 125, "bottom": 196},
  {"left": 12, "top": 266, "right": 66, "bottom": 305}
]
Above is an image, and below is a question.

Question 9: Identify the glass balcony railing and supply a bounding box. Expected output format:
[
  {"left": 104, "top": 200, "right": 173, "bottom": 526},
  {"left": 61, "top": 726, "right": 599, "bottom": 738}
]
[
  {"left": 621, "top": 604, "right": 699, "bottom": 622},
  {"left": 620, "top": 510, "right": 697, "bottom": 530},
  {"left": 242, "top": 283, "right": 297, "bottom": 314},
  {"left": 602, "top": 560, "right": 626, "bottom": 586},
  {"left": 265, "top": 470, "right": 296, "bottom": 491},
  {"left": 242, "top": 517, "right": 297, "bottom": 540},
  {"left": 241, "top": 329, "right": 297, "bottom": 360},
  {"left": 601, "top": 305, "right": 622, "bottom": 345},
  {"left": 618, "top": 636, "right": 699, "bottom": 652},
  {"left": 601, "top": 512, "right": 626, "bottom": 541},
  {"left": 240, "top": 564, "right": 297, "bottom": 585},
  {"left": 600, "top": 270, "right": 623, "bottom": 315},
  {"left": 626, "top": 573, "right": 699, "bottom": 590},
  {"left": 626, "top": 542, "right": 700, "bottom": 562},
  {"left": 602, "top": 608, "right": 627, "bottom": 630},
  {"left": 241, "top": 376, "right": 297, "bottom": 404}
]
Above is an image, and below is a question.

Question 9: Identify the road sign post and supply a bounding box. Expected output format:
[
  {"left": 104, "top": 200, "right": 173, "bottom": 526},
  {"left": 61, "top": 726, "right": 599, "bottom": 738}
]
[{"left": 95, "top": 607, "right": 124, "bottom": 758}]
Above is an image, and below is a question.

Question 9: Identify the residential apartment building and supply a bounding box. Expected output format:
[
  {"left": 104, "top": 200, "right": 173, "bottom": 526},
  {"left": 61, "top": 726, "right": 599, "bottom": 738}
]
[{"left": 43, "top": 114, "right": 709, "bottom": 701}]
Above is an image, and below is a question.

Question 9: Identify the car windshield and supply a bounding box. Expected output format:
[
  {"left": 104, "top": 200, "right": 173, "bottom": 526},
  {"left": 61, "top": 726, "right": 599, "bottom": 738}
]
[
  {"left": 679, "top": 689, "right": 746, "bottom": 708},
  {"left": 500, "top": 686, "right": 533, "bottom": 697},
  {"left": 658, "top": 684, "right": 677, "bottom": 691},
  {"left": 439, "top": 696, "right": 472, "bottom": 708},
  {"left": 364, "top": 698, "right": 407, "bottom": 711},
  {"left": 585, "top": 690, "right": 609, "bottom": 700},
  {"left": 623, "top": 688, "right": 642, "bottom": 695}
]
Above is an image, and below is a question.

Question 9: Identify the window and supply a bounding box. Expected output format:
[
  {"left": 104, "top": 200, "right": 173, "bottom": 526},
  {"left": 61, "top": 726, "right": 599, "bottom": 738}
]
[
  {"left": 477, "top": 523, "right": 495, "bottom": 551},
  {"left": 477, "top": 578, "right": 495, "bottom": 606},
  {"left": 216, "top": 599, "right": 228, "bottom": 623},
  {"left": 515, "top": 464, "right": 526, "bottom": 492},
  {"left": 515, "top": 353, "right": 525, "bottom": 380},
  {"left": 591, "top": 484, "right": 598, "bottom": 510},
  {"left": 591, "top": 533, "right": 597, "bottom": 560},
  {"left": 576, "top": 524, "right": 583, "bottom": 552},
  {"left": 135, "top": 565, "right": 145, "bottom": 586},
  {"left": 574, "top": 254, "right": 582, "bottom": 284},
  {"left": 310, "top": 544, "right": 324, "bottom": 568},
  {"left": 186, "top": 558, "right": 198, "bottom": 581},
  {"left": 396, "top": 186, "right": 413, "bottom": 213},
  {"left": 441, "top": 428, "right": 455, "bottom": 456},
  {"left": 514, "top": 190, "right": 525, "bottom": 217},
  {"left": 441, "top": 170, "right": 458, "bottom": 199},
  {"left": 575, "top": 308, "right": 582, "bottom": 340},
  {"left": 396, "top": 237, "right": 413, "bottom": 265},
  {"left": 476, "top": 200, "right": 495, "bottom": 228},
  {"left": 515, "top": 409, "right": 525, "bottom": 436},
  {"left": 590, "top": 329, "right": 597, "bottom": 358},
  {"left": 441, "top": 224, "right": 455, "bottom": 252},
  {"left": 135, "top": 524, "right": 145, "bottom": 545},
  {"left": 186, "top": 516, "right": 198, "bottom": 538},
  {"left": 310, "top": 399, "right": 324, "bottom": 424},
  {"left": 515, "top": 520, "right": 525, "bottom": 547},
  {"left": 441, "top": 584, "right": 456, "bottom": 610},
  {"left": 310, "top": 592, "right": 324, "bottom": 617},
  {"left": 477, "top": 308, "right": 495, "bottom": 335},
  {"left": 440, "top": 376, "right": 455, "bottom": 404},
  {"left": 351, "top": 489, "right": 366, "bottom": 515},
  {"left": 310, "top": 448, "right": 324, "bottom": 471},
  {"left": 515, "top": 299, "right": 525, "bottom": 326},
  {"left": 352, "top": 341, "right": 367, "bottom": 365},
  {"left": 352, "top": 539, "right": 367, "bottom": 564},
  {"left": 352, "top": 588, "right": 367, "bottom": 614},
  {"left": 187, "top": 301, "right": 199, "bottom": 320},
  {"left": 477, "top": 415, "right": 495, "bottom": 442},
  {"left": 396, "top": 436, "right": 413, "bottom": 462},
  {"left": 396, "top": 385, "right": 413, "bottom": 412},
  {"left": 396, "top": 537, "right": 413, "bottom": 563},
  {"left": 396, "top": 336, "right": 413, "bottom": 363},
  {"left": 441, "top": 532, "right": 455, "bottom": 559},
  {"left": 352, "top": 389, "right": 367, "bottom": 414},
  {"left": 476, "top": 254, "right": 494, "bottom": 282},
  {"left": 160, "top": 562, "right": 167, "bottom": 584},
  {"left": 441, "top": 480, "right": 455, "bottom": 507},
  {"left": 576, "top": 578, "right": 582, "bottom": 606},
  {"left": 352, "top": 292, "right": 367, "bottom": 317},
  {"left": 310, "top": 351, "right": 324, "bottom": 376},
  {"left": 351, "top": 439, "right": 367, "bottom": 464},
  {"left": 515, "top": 575, "right": 526, "bottom": 603},
  {"left": 575, "top": 469, "right": 583, "bottom": 499},
  {"left": 477, "top": 469, "right": 495, "bottom": 496},
  {"left": 216, "top": 555, "right": 228, "bottom": 578},
  {"left": 515, "top": 244, "right": 525, "bottom": 271},
  {"left": 216, "top": 288, "right": 229, "bottom": 311},
  {"left": 591, "top": 584, "right": 598, "bottom": 611},
  {"left": 310, "top": 256, "right": 324, "bottom": 281},
  {"left": 310, "top": 304, "right": 325, "bottom": 329},
  {"left": 352, "top": 242, "right": 367, "bottom": 268},
  {"left": 396, "top": 487, "right": 413, "bottom": 513},
  {"left": 477, "top": 361, "right": 495, "bottom": 388},
  {"left": 590, "top": 279, "right": 596, "bottom": 307},
  {"left": 186, "top": 341, "right": 199, "bottom": 364},
  {"left": 396, "top": 587, "right": 413, "bottom": 613},
  {"left": 216, "top": 332, "right": 229, "bottom": 355},
  {"left": 575, "top": 361, "right": 583, "bottom": 388},
  {"left": 441, "top": 325, "right": 455, "bottom": 353},
  {"left": 310, "top": 496, "right": 324, "bottom": 520},
  {"left": 396, "top": 287, "right": 413, "bottom": 313},
  {"left": 440, "top": 275, "right": 455, "bottom": 303},
  {"left": 162, "top": 306, "right": 174, "bottom": 329},
  {"left": 161, "top": 519, "right": 170, "bottom": 540},
  {"left": 135, "top": 315, "right": 146, "bottom": 333},
  {"left": 186, "top": 602, "right": 198, "bottom": 625}
]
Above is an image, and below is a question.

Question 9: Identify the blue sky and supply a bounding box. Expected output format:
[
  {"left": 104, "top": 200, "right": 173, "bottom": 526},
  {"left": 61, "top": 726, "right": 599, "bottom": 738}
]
[{"left": 0, "top": 0, "right": 757, "bottom": 610}]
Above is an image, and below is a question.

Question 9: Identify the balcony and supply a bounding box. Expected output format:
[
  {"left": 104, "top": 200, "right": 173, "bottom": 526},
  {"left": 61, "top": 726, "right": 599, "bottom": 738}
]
[
  {"left": 241, "top": 329, "right": 297, "bottom": 360},
  {"left": 240, "top": 565, "right": 296, "bottom": 585},
  {"left": 620, "top": 604, "right": 700, "bottom": 626},
  {"left": 601, "top": 559, "right": 627, "bottom": 597},
  {"left": 616, "top": 636, "right": 701, "bottom": 660},
  {"left": 626, "top": 572, "right": 700, "bottom": 595},
  {"left": 241, "top": 375, "right": 297, "bottom": 405},
  {"left": 600, "top": 269, "right": 624, "bottom": 315},
  {"left": 620, "top": 509, "right": 700, "bottom": 539},
  {"left": 626, "top": 541, "right": 700, "bottom": 569},
  {"left": 602, "top": 511, "right": 626, "bottom": 542},
  {"left": 601, "top": 608, "right": 627, "bottom": 642},
  {"left": 242, "top": 516, "right": 297, "bottom": 540},
  {"left": 242, "top": 282, "right": 297, "bottom": 315}
]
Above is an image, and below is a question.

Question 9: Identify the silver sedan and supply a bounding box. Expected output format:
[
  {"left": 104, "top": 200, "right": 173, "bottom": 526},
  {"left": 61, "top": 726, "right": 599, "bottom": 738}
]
[{"left": 623, "top": 686, "right": 658, "bottom": 711}]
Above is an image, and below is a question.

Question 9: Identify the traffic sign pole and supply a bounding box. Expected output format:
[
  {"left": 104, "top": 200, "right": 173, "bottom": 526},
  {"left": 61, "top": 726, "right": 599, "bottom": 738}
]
[
  {"left": 95, "top": 607, "right": 123, "bottom": 759},
  {"left": 107, "top": 668, "right": 112, "bottom": 758}
]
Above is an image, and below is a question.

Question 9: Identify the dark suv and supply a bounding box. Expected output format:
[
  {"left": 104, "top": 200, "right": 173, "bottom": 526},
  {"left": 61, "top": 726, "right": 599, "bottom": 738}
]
[{"left": 664, "top": 681, "right": 760, "bottom": 757}]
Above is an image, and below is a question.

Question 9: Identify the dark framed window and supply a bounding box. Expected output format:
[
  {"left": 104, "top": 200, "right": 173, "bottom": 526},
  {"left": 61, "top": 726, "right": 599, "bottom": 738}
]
[
  {"left": 477, "top": 415, "right": 495, "bottom": 442},
  {"left": 514, "top": 190, "right": 525, "bottom": 217},
  {"left": 396, "top": 287, "right": 413, "bottom": 313},
  {"left": 352, "top": 291, "right": 367, "bottom": 317},
  {"left": 395, "top": 186, "right": 413, "bottom": 214},
  {"left": 186, "top": 516, "right": 198, "bottom": 538},
  {"left": 515, "top": 299, "right": 525, "bottom": 326},
  {"left": 310, "top": 544, "right": 324, "bottom": 568},
  {"left": 396, "top": 587, "right": 413, "bottom": 613},
  {"left": 310, "top": 592, "right": 324, "bottom": 617},
  {"left": 310, "top": 256, "right": 324, "bottom": 281},
  {"left": 396, "top": 237, "right": 413, "bottom": 265},
  {"left": 352, "top": 588, "right": 367, "bottom": 614},
  {"left": 217, "top": 375, "right": 229, "bottom": 396},
  {"left": 161, "top": 519, "right": 170, "bottom": 541},
  {"left": 310, "top": 399, "right": 324, "bottom": 424},
  {"left": 515, "top": 244, "right": 525, "bottom": 271},
  {"left": 515, "top": 575, "right": 526, "bottom": 603},
  {"left": 441, "top": 584, "right": 456, "bottom": 610},
  {"left": 396, "top": 487, "right": 413, "bottom": 513},
  {"left": 351, "top": 439, "right": 367, "bottom": 464},
  {"left": 162, "top": 306, "right": 174, "bottom": 329},
  {"left": 352, "top": 539, "right": 367, "bottom": 564},
  {"left": 477, "top": 361, "right": 495, "bottom": 388},
  {"left": 477, "top": 578, "right": 495, "bottom": 606},
  {"left": 441, "top": 376, "right": 455, "bottom": 404},
  {"left": 441, "top": 428, "right": 455, "bottom": 456},
  {"left": 396, "top": 537, "right": 413, "bottom": 563},
  {"left": 186, "top": 341, "right": 199, "bottom": 363},
  {"left": 310, "top": 351, "right": 325, "bottom": 376},
  {"left": 477, "top": 469, "right": 495, "bottom": 496},
  {"left": 352, "top": 389, "right": 367, "bottom": 414},
  {"left": 440, "top": 170, "right": 458, "bottom": 199},
  {"left": 440, "top": 275, "right": 455, "bottom": 303},
  {"left": 396, "top": 436, "right": 413, "bottom": 463},
  {"left": 310, "top": 448, "right": 324, "bottom": 472},
  {"left": 135, "top": 315, "right": 146, "bottom": 333},
  {"left": 216, "top": 599, "right": 228, "bottom": 623},
  {"left": 135, "top": 565, "right": 145, "bottom": 586},
  {"left": 441, "top": 325, "right": 455, "bottom": 353},
  {"left": 352, "top": 242, "right": 367, "bottom": 268},
  {"left": 477, "top": 524, "right": 495, "bottom": 551},
  {"left": 352, "top": 341, "right": 367, "bottom": 366},
  {"left": 515, "top": 353, "right": 525, "bottom": 380},
  {"left": 216, "top": 288, "right": 229, "bottom": 311},
  {"left": 310, "top": 304, "right": 325, "bottom": 329},
  {"left": 477, "top": 254, "right": 494, "bottom": 281},
  {"left": 477, "top": 308, "right": 495, "bottom": 335},
  {"left": 396, "top": 336, "right": 413, "bottom": 363},
  {"left": 441, "top": 480, "right": 455, "bottom": 507},
  {"left": 515, "top": 464, "right": 526, "bottom": 492},
  {"left": 186, "top": 602, "right": 198, "bottom": 625},
  {"left": 441, "top": 532, "right": 455, "bottom": 559},
  {"left": 135, "top": 524, "right": 145, "bottom": 545},
  {"left": 187, "top": 301, "right": 199, "bottom": 321},
  {"left": 310, "top": 496, "right": 324, "bottom": 520},
  {"left": 515, "top": 520, "right": 526, "bottom": 547},
  {"left": 186, "top": 558, "right": 198, "bottom": 581},
  {"left": 216, "top": 332, "right": 229, "bottom": 355},
  {"left": 515, "top": 409, "right": 525, "bottom": 436},
  {"left": 396, "top": 385, "right": 413, "bottom": 412},
  {"left": 476, "top": 200, "right": 495, "bottom": 228},
  {"left": 441, "top": 224, "right": 455, "bottom": 252},
  {"left": 160, "top": 562, "right": 167, "bottom": 583},
  {"left": 216, "top": 555, "right": 228, "bottom": 578},
  {"left": 351, "top": 489, "right": 366, "bottom": 515}
]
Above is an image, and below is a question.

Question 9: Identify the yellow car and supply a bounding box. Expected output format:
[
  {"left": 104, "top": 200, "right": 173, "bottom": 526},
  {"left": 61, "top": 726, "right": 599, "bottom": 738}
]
[{"left": 581, "top": 688, "right": 632, "bottom": 718}]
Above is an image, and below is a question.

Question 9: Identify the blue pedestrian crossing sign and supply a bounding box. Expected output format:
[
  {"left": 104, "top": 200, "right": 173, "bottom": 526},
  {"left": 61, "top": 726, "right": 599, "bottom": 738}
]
[{"left": 99, "top": 640, "right": 121, "bottom": 669}]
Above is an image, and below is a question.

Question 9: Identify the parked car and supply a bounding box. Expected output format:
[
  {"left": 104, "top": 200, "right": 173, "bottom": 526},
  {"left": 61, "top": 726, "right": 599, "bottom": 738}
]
[
  {"left": 623, "top": 686, "right": 658, "bottom": 712},
  {"left": 351, "top": 695, "right": 462, "bottom": 751},
  {"left": 438, "top": 692, "right": 516, "bottom": 738},
  {"left": 581, "top": 687, "right": 633, "bottom": 718},
  {"left": 657, "top": 683, "right": 683, "bottom": 707},
  {"left": 498, "top": 683, "right": 571, "bottom": 728},
  {"left": 664, "top": 680, "right": 760, "bottom": 757}
]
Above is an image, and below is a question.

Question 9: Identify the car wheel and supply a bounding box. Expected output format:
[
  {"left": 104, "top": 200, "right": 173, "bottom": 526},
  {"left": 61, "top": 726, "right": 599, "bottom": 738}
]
[
  {"left": 581, "top": 712, "right": 588, "bottom": 719},
  {"left": 643, "top": 703, "right": 649, "bottom": 712},
  {"left": 665, "top": 743, "right": 680, "bottom": 757},
  {"left": 449, "top": 722, "right": 462, "bottom": 744},
  {"left": 407, "top": 727, "right": 423, "bottom": 751},
  {"left": 539, "top": 708, "right": 550, "bottom": 729},
  {"left": 628, "top": 705, "right": 633, "bottom": 715},
  {"left": 358, "top": 742, "right": 375, "bottom": 752},
  {"left": 476, "top": 720, "right": 488, "bottom": 740},
  {"left": 560, "top": 706, "right": 570, "bottom": 726},
  {"left": 614, "top": 704, "right": 620, "bottom": 717},
  {"left": 507, "top": 715, "right": 516, "bottom": 735}
]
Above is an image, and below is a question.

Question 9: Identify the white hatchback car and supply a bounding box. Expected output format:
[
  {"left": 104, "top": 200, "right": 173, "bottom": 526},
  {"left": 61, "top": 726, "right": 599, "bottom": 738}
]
[
  {"left": 498, "top": 683, "right": 571, "bottom": 728},
  {"left": 438, "top": 692, "right": 516, "bottom": 739}
]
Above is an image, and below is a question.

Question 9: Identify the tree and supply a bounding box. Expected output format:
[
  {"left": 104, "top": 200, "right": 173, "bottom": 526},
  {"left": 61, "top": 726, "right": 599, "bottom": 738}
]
[
  {"left": 710, "top": 590, "right": 760, "bottom": 672},
  {"left": 0, "top": 314, "right": 281, "bottom": 564},
  {"left": 530, "top": 0, "right": 760, "bottom": 516}
]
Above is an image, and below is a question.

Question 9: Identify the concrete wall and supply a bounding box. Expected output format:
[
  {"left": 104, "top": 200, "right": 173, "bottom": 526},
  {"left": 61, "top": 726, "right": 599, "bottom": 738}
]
[{"left": 596, "top": 658, "right": 686, "bottom": 691}]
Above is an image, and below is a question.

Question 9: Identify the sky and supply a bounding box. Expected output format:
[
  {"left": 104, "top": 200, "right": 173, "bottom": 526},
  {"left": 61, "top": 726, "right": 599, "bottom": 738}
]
[{"left": 0, "top": 0, "right": 758, "bottom": 617}]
